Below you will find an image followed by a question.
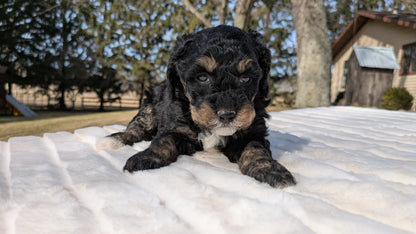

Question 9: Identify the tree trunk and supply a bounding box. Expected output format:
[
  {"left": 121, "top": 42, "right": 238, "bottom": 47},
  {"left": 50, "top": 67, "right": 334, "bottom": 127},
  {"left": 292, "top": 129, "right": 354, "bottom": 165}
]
[
  {"left": 234, "top": 0, "right": 255, "bottom": 30},
  {"left": 99, "top": 96, "right": 105, "bottom": 112},
  {"left": 291, "top": 0, "right": 331, "bottom": 108},
  {"left": 139, "top": 79, "right": 145, "bottom": 106},
  {"left": 58, "top": 85, "right": 67, "bottom": 110},
  {"left": 0, "top": 79, "right": 6, "bottom": 108},
  {"left": 8, "top": 83, "right": 12, "bottom": 95},
  {"left": 210, "top": 0, "right": 228, "bottom": 24}
]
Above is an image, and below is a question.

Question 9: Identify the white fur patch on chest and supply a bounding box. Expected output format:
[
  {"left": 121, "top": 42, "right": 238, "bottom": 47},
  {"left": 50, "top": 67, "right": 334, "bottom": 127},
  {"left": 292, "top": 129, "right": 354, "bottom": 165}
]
[
  {"left": 198, "top": 132, "right": 226, "bottom": 150},
  {"left": 198, "top": 127, "right": 236, "bottom": 151}
]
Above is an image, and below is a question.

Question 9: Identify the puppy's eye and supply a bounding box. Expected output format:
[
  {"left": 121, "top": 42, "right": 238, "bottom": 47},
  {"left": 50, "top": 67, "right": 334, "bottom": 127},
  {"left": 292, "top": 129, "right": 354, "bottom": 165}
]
[
  {"left": 197, "top": 75, "right": 210, "bottom": 83},
  {"left": 239, "top": 77, "right": 250, "bottom": 84}
]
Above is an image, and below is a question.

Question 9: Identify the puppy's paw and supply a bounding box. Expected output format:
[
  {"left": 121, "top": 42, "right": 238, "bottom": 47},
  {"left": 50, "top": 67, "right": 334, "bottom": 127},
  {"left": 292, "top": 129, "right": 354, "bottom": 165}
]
[
  {"left": 247, "top": 160, "right": 296, "bottom": 188},
  {"left": 123, "top": 151, "right": 165, "bottom": 172},
  {"left": 96, "top": 136, "right": 124, "bottom": 150}
]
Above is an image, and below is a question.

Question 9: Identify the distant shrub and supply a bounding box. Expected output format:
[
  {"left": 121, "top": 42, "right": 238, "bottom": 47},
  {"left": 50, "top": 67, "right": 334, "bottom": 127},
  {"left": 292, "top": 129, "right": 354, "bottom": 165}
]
[{"left": 380, "top": 87, "right": 413, "bottom": 110}]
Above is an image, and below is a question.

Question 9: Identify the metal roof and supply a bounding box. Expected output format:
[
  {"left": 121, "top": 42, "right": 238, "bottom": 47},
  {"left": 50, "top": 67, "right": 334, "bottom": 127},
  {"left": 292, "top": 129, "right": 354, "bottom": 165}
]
[{"left": 353, "top": 46, "right": 400, "bottom": 70}]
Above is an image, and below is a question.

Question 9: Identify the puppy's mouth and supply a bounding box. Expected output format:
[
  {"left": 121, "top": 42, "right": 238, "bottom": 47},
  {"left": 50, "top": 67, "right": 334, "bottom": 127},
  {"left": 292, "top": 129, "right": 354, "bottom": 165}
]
[{"left": 190, "top": 102, "right": 256, "bottom": 136}]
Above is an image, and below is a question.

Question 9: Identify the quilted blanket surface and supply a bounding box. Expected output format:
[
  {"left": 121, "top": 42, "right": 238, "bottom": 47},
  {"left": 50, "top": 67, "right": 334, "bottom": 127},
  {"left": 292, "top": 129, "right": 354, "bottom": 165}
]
[{"left": 1, "top": 107, "right": 415, "bottom": 234}]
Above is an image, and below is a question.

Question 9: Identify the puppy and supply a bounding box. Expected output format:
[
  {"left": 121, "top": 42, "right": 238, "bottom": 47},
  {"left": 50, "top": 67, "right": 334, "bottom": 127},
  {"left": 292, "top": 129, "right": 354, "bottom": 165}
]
[{"left": 108, "top": 25, "right": 296, "bottom": 188}]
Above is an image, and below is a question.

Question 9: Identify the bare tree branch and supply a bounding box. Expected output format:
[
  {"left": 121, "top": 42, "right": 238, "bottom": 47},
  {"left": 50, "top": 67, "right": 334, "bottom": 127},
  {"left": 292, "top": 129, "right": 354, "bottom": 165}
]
[
  {"left": 208, "top": 0, "right": 228, "bottom": 25},
  {"left": 35, "top": 4, "right": 59, "bottom": 18},
  {"left": 180, "top": 0, "right": 214, "bottom": 28},
  {"left": 234, "top": 0, "right": 256, "bottom": 30}
]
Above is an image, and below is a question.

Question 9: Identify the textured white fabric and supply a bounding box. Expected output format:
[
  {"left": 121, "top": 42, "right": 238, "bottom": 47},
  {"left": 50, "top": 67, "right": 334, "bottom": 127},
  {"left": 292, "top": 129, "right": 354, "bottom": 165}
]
[{"left": 1, "top": 107, "right": 415, "bottom": 234}]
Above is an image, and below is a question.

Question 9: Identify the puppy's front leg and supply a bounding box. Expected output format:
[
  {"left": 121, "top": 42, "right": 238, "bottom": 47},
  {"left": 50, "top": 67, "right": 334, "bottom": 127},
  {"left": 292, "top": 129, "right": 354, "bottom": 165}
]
[
  {"left": 110, "top": 104, "right": 156, "bottom": 146},
  {"left": 238, "top": 141, "right": 296, "bottom": 188},
  {"left": 123, "top": 133, "right": 197, "bottom": 172}
]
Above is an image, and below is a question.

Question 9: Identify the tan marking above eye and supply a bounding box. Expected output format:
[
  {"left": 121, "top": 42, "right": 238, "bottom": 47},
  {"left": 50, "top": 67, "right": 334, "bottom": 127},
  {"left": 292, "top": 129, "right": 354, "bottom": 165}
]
[
  {"left": 197, "top": 56, "right": 217, "bottom": 73},
  {"left": 237, "top": 58, "right": 253, "bottom": 73}
]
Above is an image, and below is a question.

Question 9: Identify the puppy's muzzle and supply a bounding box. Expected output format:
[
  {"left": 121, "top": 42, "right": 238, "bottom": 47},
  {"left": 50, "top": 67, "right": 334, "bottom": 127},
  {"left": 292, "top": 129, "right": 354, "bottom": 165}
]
[{"left": 217, "top": 110, "right": 236, "bottom": 124}]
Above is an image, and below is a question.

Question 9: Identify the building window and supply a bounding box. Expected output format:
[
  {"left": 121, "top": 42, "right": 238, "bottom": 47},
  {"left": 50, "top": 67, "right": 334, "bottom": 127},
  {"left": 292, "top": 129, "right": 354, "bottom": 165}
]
[
  {"left": 401, "top": 42, "right": 416, "bottom": 75},
  {"left": 342, "top": 61, "right": 348, "bottom": 88}
]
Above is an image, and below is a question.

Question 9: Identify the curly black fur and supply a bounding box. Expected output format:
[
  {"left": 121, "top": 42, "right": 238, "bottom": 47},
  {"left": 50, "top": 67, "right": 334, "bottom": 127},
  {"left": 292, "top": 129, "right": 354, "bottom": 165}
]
[{"left": 110, "top": 25, "right": 296, "bottom": 188}]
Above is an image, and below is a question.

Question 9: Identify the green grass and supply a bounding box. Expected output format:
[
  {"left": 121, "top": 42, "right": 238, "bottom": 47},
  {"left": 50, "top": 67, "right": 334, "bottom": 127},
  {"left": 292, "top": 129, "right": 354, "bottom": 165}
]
[
  {"left": 0, "top": 106, "right": 292, "bottom": 142},
  {"left": 0, "top": 109, "right": 137, "bottom": 141}
]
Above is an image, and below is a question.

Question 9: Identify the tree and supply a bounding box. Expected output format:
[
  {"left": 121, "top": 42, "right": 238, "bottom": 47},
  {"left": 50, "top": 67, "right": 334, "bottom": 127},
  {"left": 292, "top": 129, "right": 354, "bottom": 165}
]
[
  {"left": 180, "top": 0, "right": 215, "bottom": 27},
  {"left": 85, "top": 67, "right": 122, "bottom": 111},
  {"left": 291, "top": 0, "right": 331, "bottom": 108},
  {"left": 48, "top": 0, "right": 93, "bottom": 110},
  {"left": 325, "top": 0, "right": 355, "bottom": 42},
  {"left": 85, "top": 0, "right": 198, "bottom": 101},
  {"left": 179, "top": 0, "right": 256, "bottom": 30},
  {"left": 0, "top": 1, "right": 56, "bottom": 91},
  {"left": 250, "top": 0, "right": 296, "bottom": 79},
  {"left": 0, "top": 0, "right": 94, "bottom": 110},
  {"left": 325, "top": 0, "right": 416, "bottom": 43},
  {"left": 177, "top": 0, "right": 297, "bottom": 90},
  {"left": 1, "top": 0, "right": 299, "bottom": 110},
  {"left": 234, "top": 0, "right": 256, "bottom": 30}
]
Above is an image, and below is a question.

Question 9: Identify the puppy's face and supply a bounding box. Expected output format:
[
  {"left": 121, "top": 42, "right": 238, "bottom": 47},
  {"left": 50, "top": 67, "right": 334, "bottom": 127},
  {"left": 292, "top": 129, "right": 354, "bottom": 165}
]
[
  {"left": 184, "top": 54, "right": 261, "bottom": 136},
  {"left": 169, "top": 26, "right": 271, "bottom": 136}
]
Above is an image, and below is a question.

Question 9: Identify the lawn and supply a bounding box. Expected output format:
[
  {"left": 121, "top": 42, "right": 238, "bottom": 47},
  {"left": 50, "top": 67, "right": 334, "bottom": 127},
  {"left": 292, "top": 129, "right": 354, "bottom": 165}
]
[
  {"left": 0, "top": 109, "right": 138, "bottom": 141},
  {"left": 0, "top": 105, "right": 291, "bottom": 141}
]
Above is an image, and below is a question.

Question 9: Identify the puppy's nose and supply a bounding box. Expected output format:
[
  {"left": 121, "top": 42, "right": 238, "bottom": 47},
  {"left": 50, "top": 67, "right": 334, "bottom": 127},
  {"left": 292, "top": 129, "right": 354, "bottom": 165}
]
[{"left": 217, "top": 110, "right": 236, "bottom": 123}]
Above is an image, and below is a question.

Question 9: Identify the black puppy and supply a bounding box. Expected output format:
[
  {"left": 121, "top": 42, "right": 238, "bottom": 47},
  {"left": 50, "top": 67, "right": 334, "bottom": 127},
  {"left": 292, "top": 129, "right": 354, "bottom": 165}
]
[{"left": 107, "top": 25, "right": 296, "bottom": 188}]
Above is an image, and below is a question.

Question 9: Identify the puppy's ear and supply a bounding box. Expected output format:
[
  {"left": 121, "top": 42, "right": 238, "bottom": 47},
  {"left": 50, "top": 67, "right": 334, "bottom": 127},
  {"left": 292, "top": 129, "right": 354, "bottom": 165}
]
[
  {"left": 167, "top": 34, "right": 194, "bottom": 91},
  {"left": 249, "top": 30, "right": 271, "bottom": 101}
]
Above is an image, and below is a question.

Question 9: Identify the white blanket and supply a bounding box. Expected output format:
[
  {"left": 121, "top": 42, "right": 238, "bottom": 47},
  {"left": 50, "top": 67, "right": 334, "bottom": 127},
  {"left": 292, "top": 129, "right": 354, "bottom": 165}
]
[{"left": 1, "top": 107, "right": 415, "bottom": 234}]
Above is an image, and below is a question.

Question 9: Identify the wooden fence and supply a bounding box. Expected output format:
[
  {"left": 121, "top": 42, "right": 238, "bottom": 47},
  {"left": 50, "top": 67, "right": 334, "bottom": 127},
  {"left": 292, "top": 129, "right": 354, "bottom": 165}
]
[{"left": 13, "top": 93, "right": 140, "bottom": 111}]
